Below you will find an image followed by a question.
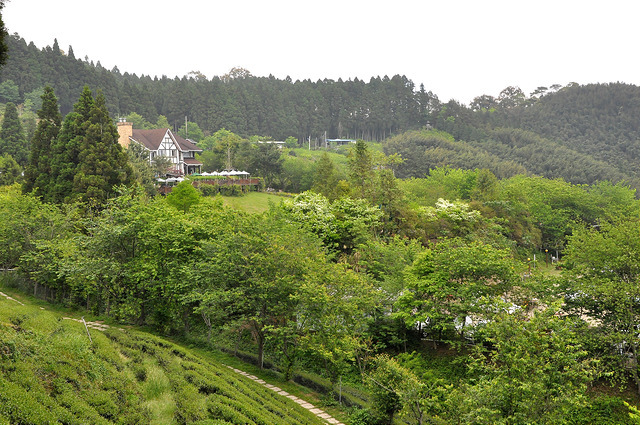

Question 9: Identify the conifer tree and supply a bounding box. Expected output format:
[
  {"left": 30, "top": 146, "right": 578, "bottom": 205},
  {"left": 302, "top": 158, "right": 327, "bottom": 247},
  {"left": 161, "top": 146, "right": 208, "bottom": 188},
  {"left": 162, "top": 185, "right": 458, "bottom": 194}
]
[
  {"left": 348, "top": 139, "right": 375, "bottom": 199},
  {"left": 49, "top": 85, "right": 132, "bottom": 205},
  {"left": 49, "top": 86, "right": 93, "bottom": 203},
  {"left": 23, "top": 86, "right": 62, "bottom": 197},
  {"left": 0, "top": 102, "right": 28, "bottom": 166},
  {"left": 72, "top": 89, "right": 133, "bottom": 204},
  {"left": 312, "top": 151, "right": 338, "bottom": 200}
]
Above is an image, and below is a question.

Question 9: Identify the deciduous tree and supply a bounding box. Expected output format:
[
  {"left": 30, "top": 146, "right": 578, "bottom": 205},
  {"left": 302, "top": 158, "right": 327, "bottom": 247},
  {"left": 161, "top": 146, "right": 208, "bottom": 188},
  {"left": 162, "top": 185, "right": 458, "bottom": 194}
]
[{"left": 562, "top": 218, "right": 640, "bottom": 393}]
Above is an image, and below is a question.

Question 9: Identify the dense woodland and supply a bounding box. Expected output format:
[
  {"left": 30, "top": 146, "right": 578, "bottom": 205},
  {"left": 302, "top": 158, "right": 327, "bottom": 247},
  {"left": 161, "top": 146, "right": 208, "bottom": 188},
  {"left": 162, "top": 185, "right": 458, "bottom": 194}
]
[
  {"left": 2, "top": 27, "right": 640, "bottom": 425},
  {"left": 1, "top": 33, "right": 640, "bottom": 189}
]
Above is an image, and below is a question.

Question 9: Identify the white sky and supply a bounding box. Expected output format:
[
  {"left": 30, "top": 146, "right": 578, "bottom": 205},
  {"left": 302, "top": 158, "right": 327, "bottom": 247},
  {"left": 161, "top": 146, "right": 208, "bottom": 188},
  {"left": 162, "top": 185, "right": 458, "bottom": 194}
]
[{"left": 4, "top": 0, "right": 640, "bottom": 104}]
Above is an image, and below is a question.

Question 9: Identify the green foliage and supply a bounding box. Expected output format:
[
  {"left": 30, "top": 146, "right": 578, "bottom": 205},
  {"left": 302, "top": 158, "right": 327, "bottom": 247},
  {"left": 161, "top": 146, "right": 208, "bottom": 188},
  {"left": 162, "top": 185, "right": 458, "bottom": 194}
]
[
  {"left": 567, "top": 396, "right": 636, "bottom": 425},
  {"left": 348, "top": 140, "right": 375, "bottom": 199},
  {"left": 366, "top": 353, "right": 447, "bottom": 425},
  {"left": 47, "top": 85, "right": 133, "bottom": 205},
  {"left": 125, "top": 111, "right": 153, "bottom": 129},
  {"left": 0, "top": 153, "right": 20, "bottom": 185},
  {"left": 384, "top": 129, "right": 527, "bottom": 180},
  {"left": 353, "top": 235, "right": 424, "bottom": 298},
  {"left": 0, "top": 79, "right": 18, "bottom": 103},
  {"left": 2, "top": 36, "right": 640, "bottom": 190},
  {"left": 453, "top": 306, "right": 596, "bottom": 424},
  {"left": 0, "top": 102, "right": 27, "bottom": 166},
  {"left": 248, "top": 142, "right": 283, "bottom": 188},
  {"left": 166, "top": 179, "right": 201, "bottom": 212},
  {"left": 279, "top": 191, "right": 382, "bottom": 253},
  {"left": 125, "top": 142, "right": 158, "bottom": 196},
  {"left": 0, "top": 186, "right": 72, "bottom": 272},
  {"left": 281, "top": 153, "right": 316, "bottom": 193},
  {"left": 562, "top": 218, "right": 640, "bottom": 393},
  {"left": 23, "top": 86, "right": 62, "bottom": 197},
  {"left": 178, "top": 120, "right": 204, "bottom": 142},
  {"left": 312, "top": 152, "right": 339, "bottom": 199},
  {"left": 396, "top": 237, "right": 519, "bottom": 342}
]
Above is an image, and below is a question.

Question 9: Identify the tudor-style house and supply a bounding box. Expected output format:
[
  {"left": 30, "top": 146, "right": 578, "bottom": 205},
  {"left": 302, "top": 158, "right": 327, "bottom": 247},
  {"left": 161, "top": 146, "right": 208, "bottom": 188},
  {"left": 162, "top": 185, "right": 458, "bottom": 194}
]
[{"left": 117, "top": 120, "right": 203, "bottom": 176}]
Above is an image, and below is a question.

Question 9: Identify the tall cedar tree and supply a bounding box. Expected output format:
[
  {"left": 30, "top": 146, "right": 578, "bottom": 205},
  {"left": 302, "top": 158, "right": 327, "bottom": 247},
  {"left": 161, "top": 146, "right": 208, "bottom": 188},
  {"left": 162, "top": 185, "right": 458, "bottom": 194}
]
[
  {"left": 348, "top": 139, "right": 375, "bottom": 199},
  {"left": 23, "top": 86, "right": 62, "bottom": 196},
  {"left": 312, "top": 151, "right": 338, "bottom": 200},
  {"left": 73, "top": 89, "right": 133, "bottom": 204},
  {"left": 50, "top": 86, "right": 132, "bottom": 205},
  {"left": 0, "top": 102, "right": 28, "bottom": 166}
]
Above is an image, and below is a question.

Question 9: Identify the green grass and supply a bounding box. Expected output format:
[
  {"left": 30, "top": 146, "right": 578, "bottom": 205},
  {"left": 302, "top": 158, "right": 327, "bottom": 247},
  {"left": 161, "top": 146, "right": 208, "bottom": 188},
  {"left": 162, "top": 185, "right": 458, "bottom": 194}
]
[
  {"left": 220, "top": 191, "right": 286, "bottom": 213},
  {"left": 0, "top": 284, "right": 326, "bottom": 425}
]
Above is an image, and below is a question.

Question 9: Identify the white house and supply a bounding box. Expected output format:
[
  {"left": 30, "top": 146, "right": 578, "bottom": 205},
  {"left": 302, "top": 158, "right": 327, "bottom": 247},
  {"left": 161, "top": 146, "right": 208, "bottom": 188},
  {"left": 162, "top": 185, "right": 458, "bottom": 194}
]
[{"left": 117, "top": 121, "right": 202, "bottom": 176}]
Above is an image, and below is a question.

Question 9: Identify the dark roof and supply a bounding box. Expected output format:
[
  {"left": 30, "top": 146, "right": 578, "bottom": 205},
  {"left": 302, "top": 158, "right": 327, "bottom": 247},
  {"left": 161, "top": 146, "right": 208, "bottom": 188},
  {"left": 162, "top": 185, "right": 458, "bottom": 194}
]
[
  {"left": 184, "top": 158, "right": 203, "bottom": 165},
  {"left": 130, "top": 128, "right": 202, "bottom": 153},
  {"left": 131, "top": 128, "right": 167, "bottom": 150},
  {"left": 174, "top": 134, "right": 203, "bottom": 153}
]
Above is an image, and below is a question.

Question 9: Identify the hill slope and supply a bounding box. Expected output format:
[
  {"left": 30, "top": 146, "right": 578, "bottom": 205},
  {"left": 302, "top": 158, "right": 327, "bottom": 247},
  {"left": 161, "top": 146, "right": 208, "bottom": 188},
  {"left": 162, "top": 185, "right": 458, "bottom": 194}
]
[
  {"left": 0, "top": 286, "right": 327, "bottom": 425},
  {"left": 2, "top": 34, "right": 640, "bottom": 188}
]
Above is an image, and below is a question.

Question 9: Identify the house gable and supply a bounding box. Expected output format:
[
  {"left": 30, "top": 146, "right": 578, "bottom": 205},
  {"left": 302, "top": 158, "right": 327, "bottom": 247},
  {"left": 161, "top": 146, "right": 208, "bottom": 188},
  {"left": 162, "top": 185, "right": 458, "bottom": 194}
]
[{"left": 125, "top": 126, "right": 202, "bottom": 176}]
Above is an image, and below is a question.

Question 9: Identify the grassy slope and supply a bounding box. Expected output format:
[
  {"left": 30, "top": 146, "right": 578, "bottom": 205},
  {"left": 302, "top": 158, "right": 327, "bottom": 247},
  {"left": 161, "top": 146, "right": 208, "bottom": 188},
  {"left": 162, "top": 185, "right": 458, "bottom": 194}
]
[
  {"left": 0, "top": 285, "right": 326, "bottom": 425},
  {"left": 219, "top": 192, "right": 285, "bottom": 214}
]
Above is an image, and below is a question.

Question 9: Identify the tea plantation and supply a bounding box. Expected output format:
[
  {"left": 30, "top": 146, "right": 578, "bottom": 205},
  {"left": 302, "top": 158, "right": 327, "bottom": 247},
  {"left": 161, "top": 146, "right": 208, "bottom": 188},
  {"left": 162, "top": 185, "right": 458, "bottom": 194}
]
[{"left": 0, "top": 290, "right": 327, "bottom": 425}]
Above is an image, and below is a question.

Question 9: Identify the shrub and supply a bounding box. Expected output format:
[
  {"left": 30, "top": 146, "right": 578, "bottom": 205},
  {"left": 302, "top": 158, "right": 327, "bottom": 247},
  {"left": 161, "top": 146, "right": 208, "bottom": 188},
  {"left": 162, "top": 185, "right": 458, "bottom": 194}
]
[
  {"left": 220, "top": 184, "right": 243, "bottom": 196},
  {"left": 0, "top": 378, "right": 57, "bottom": 424},
  {"left": 567, "top": 396, "right": 634, "bottom": 425},
  {"left": 174, "top": 382, "right": 208, "bottom": 424},
  {"left": 199, "top": 184, "right": 219, "bottom": 197}
]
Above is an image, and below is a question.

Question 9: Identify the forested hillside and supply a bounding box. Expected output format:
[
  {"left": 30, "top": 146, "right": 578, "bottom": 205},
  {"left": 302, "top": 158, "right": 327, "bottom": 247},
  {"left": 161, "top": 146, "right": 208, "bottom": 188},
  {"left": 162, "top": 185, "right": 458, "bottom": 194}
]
[
  {"left": 2, "top": 34, "right": 640, "bottom": 188},
  {"left": 0, "top": 34, "right": 434, "bottom": 143}
]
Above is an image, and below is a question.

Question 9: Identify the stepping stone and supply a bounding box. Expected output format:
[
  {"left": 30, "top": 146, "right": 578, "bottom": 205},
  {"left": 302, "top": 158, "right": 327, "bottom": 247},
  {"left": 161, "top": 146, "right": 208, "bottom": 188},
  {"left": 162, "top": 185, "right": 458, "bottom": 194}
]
[
  {"left": 318, "top": 413, "right": 332, "bottom": 419},
  {"left": 278, "top": 390, "right": 289, "bottom": 396},
  {"left": 256, "top": 379, "right": 266, "bottom": 384},
  {"left": 310, "top": 408, "right": 324, "bottom": 415},
  {"left": 270, "top": 387, "right": 282, "bottom": 392}
]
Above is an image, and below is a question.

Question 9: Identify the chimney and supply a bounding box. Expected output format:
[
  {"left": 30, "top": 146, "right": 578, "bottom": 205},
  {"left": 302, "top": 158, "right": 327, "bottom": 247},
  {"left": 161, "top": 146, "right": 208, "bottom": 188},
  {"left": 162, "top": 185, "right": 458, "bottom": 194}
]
[{"left": 117, "top": 119, "right": 133, "bottom": 148}]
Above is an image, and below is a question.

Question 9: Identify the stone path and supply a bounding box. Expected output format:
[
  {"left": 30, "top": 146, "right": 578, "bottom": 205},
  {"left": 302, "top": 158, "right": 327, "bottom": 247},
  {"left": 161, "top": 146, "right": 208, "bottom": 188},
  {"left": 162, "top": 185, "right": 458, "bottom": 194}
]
[
  {"left": 226, "top": 366, "right": 345, "bottom": 425},
  {"left": 62, "top": 317, "right": 115, "bottom": 331},
  {"left": 62, "top": 317, "right": 126, "bottom": 332},
  {"left": 0, "top": 290, "right": 24, "bottom": 305}
]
